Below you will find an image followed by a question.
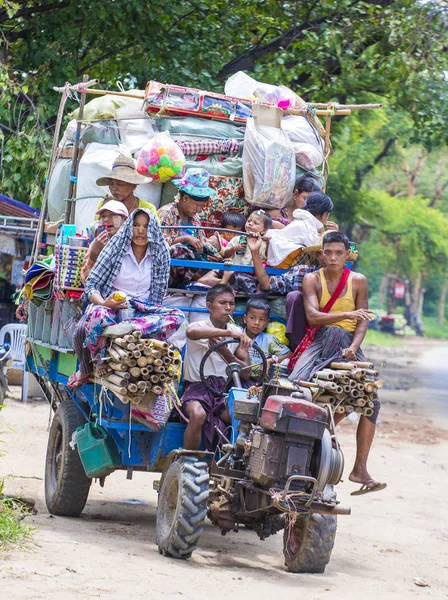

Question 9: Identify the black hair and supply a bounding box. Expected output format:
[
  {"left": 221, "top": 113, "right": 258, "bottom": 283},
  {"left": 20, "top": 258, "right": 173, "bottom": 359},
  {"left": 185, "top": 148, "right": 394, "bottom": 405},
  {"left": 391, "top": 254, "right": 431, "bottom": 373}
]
[
  {"left": 246, "top": 207, "right": 273, "bottom": 231},
  {"left": 221, "top": 211, "right": 246, "bottom": 230},
  {"left": 246, "top": 296, "right": 270, "bottom": 316},
  {"left": 179, "top": 190, "right": 210, "bottom": 202},
  {"left": 294, "top": 176, "right": 321, "bottom": 194},
  {"left": 302, "top": 192, "right": 334, "bottom": 217},
  {"left": 323, "top": 231, "right": 350, "bottom": 250},
  {"left": 206, "top": 283, "right": 235, "bottom": 304}
]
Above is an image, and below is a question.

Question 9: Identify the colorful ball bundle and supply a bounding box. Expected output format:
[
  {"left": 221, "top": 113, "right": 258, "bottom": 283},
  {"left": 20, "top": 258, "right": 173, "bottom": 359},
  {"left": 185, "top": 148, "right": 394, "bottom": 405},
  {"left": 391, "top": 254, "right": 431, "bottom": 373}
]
[{"left": 136, "top": 133, "right": 185, "bottom": 183}]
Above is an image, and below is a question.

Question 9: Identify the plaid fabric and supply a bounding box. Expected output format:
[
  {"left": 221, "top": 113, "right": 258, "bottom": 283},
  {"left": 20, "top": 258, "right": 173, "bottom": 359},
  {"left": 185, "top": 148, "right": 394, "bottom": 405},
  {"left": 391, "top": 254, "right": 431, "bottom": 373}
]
[
  {"left": 246, "top": 329, "right": 290, "bottom": 377},
  {"left": 269, "top": 265, "right": 317, "bottom": 295},
  {"left": 83, "top": 208, "right": 170, "bottom": 305},
  {"left": 176, "top": 138, "right": 240, "bottom": 157},
  {"left": 158, "top": 201, "right": 207, "bottom": 246},
  {"left": 80, "top": 246, "right": 95, "bottom": 283}
]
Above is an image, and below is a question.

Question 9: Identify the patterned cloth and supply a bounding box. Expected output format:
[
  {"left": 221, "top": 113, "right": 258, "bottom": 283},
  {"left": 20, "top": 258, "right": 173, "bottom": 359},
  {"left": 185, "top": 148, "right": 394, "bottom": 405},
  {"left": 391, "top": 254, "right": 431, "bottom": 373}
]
[
  {"left": 288, "top": 325, "right": 380, "bottom": 424},
  {"left": 83, "top": 209, "right": 169, "bottom": 305},
  {"left": 158, "top": 202, "right": 207, "bottom": 246},
  {"left": 168, "top": 242, "right": 220, "bottom": 288},
  {"left": 246, "top": 329, "right": 290, "bottom": 377},
  {"left": 83, "top": 299, "right": 184, "bottom": 360},
  {"left": 269, "top": 265, "right": 317, "bottom": 295},
  {"left": 197, "top": 176, "right": 245, "bottom": 228},
  {"left": 175, "top": 139, "right": 240, "bottom": 157},
  {"left": 80, "top": 245, "right": 95, "bottom": 283}
]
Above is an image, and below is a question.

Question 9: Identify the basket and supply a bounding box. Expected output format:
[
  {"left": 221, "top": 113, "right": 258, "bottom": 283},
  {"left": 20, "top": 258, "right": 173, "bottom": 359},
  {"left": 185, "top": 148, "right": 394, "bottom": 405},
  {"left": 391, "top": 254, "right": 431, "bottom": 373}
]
[{"left": 54, "top": 243, "right": 88, "bottom": 291}]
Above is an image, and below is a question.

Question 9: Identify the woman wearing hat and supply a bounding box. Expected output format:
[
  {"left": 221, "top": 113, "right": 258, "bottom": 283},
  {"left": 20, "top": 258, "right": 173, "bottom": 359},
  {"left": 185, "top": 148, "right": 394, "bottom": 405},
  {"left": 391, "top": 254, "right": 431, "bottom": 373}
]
[
  {"left": 96, "top": 155, "right": 159, "bottom": 222},
  {"left": 158, "top": 168, "right": 222, "bottom": 287}
]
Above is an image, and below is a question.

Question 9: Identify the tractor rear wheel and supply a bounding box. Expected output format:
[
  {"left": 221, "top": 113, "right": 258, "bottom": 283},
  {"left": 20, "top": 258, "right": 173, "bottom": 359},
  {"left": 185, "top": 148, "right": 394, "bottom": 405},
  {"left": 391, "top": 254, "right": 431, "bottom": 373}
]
[
  {"left": 156, "top": 455, "right": 209, "bottom": 559},
  {"left": 45, "top": 399, "right": 91, "bottom": 516},
  {"left": 283, "top": 513, "right": 337, "bottom": 574}
]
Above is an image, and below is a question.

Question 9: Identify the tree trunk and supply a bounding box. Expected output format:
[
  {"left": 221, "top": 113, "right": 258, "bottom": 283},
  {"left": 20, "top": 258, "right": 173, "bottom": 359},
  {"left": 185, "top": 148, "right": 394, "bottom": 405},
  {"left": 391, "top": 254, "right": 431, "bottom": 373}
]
[
  {"left": 417, "top": 287, "right": 425, "bottom": 320},
  {"left": 410, "top": 272, "right": 422, "bottom": 315},
  {"left": 438, "top": 278, "right": 447, "bottom": 326},
  {"left": 378, "top": 275, "right": 389, "bottom": 310}
]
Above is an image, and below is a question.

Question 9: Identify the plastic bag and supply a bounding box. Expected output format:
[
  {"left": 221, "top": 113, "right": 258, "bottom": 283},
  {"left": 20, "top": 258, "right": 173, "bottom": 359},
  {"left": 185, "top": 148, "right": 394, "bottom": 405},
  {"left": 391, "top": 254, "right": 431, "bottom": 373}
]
[
  {"left": 282, "top": 115, "right": 324, "bottom": 152},
  {"left": 266, "top": 322, "right": 289, "bottom": 346},
  {"left": 293, "top": 142, "right": 324, "bottom": 170},
  {"left": 242, "top": 118, "right": 295, "bottom": 209},
  {"left": 80, "top": 120, "right": 120, "bottom": 146},
  {"left": 136, "top": 133, "right": 185, "bottom": 182}
]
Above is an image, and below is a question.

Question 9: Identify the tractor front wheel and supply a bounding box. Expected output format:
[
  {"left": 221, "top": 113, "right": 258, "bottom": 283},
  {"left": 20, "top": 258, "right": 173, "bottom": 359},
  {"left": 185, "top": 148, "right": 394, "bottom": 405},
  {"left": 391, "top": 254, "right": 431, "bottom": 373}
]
[
  {"left": 156, "top": 455, "right": 209, "bottom": 559},
  {"left": 283, "top": 513, "right": 337, "bottom": 574}
]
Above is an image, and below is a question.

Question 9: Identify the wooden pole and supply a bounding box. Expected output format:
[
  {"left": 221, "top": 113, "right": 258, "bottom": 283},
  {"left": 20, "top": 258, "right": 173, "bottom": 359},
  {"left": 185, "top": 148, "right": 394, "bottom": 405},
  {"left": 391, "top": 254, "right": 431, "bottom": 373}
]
[
  {"left": 309, "top": 103, "right": 382, "bottom": 110},
  {"left": 322, "top": 113, "right": 332, "bottom": 191},
  {"left": 65, "top": 74, "right": 89, "bottom": 224},
  {"left": 33, "top": 88, "right": 69, "bottom": 261}
]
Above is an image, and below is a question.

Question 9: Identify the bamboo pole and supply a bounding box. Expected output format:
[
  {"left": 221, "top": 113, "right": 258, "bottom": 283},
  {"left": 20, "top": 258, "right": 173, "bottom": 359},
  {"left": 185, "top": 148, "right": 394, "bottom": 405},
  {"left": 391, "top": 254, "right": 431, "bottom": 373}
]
[
  {"left": 65, "top": 74, "right": 89, "bottom": 224},
  {"left": 309, "top": 103, "right": 382, "bottom": 110}
]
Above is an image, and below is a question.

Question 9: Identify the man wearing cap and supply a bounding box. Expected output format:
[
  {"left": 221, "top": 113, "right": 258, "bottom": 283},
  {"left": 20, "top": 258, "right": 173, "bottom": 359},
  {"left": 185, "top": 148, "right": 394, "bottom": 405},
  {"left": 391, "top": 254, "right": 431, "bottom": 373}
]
[
  {"left": 96, "top": 154, "right": 159, "bottom": 222},
  {"left": 80, "top": 201, "right": 129, "bottom": 283}
]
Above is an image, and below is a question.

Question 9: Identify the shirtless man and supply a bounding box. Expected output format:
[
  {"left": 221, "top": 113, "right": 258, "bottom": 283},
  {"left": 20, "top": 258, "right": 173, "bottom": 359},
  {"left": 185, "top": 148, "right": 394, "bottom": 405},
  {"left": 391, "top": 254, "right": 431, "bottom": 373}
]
[{"left": 289, "top": 231, "right": 386, "bottom": 496}]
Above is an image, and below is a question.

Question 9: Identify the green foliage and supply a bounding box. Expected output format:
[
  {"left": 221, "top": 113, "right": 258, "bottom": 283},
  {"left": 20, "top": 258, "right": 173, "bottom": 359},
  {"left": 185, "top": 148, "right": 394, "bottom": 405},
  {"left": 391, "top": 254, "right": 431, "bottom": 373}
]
[
  {"left": 364, "top": 329, "right": 403, "bottom": 347},
  {"left": 357, "top": 190, "right": 448, "bottom": 282},
  {"left": 422, "top": 315, "right": 448, "bottom": 340},
  {"left": 1, "top": 0, "right": 448, "bottom": 204},
  {"left": 0, "top": 493, "right": 33, "bottom": 549}
]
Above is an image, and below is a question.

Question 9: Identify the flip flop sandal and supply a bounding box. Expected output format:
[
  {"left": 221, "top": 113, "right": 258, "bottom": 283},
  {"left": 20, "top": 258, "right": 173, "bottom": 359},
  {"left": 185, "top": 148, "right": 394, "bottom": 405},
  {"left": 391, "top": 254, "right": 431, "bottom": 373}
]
[
  {"left": 351, "top": 480, "right": 387, "bottom": 496},
  {"left": 67, "top": 372, "right": 91, "bottom": 389}
]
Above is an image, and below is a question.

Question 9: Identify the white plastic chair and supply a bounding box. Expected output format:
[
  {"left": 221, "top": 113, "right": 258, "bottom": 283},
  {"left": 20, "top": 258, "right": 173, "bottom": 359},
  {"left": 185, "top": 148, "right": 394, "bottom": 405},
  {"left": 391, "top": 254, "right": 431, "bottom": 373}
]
[{"left": 0, "top": 323, "right": 29, "bottom": 402}]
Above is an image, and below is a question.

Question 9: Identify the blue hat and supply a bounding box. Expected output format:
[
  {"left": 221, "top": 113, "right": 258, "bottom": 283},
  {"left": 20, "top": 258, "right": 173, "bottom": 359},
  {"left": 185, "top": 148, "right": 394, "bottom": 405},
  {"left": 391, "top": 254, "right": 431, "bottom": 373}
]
[{"left": 173, "top": 168, "right": 216, "bottom": 199}]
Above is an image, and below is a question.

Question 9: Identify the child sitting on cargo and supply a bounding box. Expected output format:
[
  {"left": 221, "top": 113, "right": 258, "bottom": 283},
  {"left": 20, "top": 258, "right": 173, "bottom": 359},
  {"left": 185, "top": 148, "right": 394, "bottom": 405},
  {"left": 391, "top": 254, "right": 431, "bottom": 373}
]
[
  {"left": 242, "top": 296, "right": 291, "bottom": 380},
  {"left": 223, "top": 209, "right": 272, "bottom": 266},
  {"left": 209, "top": 212, "right": 247, "bottom": 255}
]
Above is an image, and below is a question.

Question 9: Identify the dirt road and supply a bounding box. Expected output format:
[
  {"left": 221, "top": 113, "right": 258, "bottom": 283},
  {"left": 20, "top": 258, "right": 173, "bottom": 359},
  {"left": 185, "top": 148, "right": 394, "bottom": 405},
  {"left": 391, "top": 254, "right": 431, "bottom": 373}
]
[{"left": 1, "top": 338, "right": 447, "bottom": 600}]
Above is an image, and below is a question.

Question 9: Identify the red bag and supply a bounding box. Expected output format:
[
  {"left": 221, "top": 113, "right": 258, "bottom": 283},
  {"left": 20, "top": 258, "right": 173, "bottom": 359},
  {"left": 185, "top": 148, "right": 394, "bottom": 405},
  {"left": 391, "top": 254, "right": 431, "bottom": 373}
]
[{"left": 287, "top": 268, "right": 351, "bottom": 370}]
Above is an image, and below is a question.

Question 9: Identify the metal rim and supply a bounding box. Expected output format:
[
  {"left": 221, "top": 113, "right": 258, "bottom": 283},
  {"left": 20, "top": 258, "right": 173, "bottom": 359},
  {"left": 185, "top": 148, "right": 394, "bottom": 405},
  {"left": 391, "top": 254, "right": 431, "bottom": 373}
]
[
  {"left": 199, "top": 339, "right": 268, "bottom": 397},
  {"left": 49, "top": 421, "right": 63, "bottom": 495}
]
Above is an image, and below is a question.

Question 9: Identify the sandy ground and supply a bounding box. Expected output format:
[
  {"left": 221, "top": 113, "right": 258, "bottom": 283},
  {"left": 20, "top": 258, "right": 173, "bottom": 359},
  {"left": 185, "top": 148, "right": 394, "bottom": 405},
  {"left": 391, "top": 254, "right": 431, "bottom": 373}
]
[{"left": 1, "top": 337, "right": 447, "bottom": 600}]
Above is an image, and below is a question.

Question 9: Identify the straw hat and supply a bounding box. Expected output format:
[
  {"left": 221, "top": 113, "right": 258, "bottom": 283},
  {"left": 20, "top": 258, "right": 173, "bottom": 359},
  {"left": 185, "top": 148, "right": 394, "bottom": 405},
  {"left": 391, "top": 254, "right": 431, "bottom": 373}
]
[{"left": 96, "top": 155, "right": 151, "bottom": 186}]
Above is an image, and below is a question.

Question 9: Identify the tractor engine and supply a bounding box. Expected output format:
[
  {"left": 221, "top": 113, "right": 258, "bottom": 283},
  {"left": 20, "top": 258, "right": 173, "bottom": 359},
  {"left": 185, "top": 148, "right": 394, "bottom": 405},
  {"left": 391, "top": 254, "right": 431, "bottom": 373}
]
[{"left": 234, "top": 390, "right": 343, "bottom": 494}]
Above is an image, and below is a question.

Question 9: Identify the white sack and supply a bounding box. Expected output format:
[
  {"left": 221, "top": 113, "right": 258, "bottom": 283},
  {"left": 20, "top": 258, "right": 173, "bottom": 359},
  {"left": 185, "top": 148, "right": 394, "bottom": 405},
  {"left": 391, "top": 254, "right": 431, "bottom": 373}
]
[
  {"left": 75, "top": 143, "right": 162, "bottom": 233},
  {"left": 48, "top": 159, "right": 71, "bottom": 221},
  {"left": 116, "top": 104, "right": 155, "bottom": 155},
  {"left": 267, "top": 209, "right": 322, "bottom": 267},
  {"left": 282, "top": 116, "right": 324, "bottom": 153},
  {"left": 294, "top": 142, "right": 324, "bottom": 170}
]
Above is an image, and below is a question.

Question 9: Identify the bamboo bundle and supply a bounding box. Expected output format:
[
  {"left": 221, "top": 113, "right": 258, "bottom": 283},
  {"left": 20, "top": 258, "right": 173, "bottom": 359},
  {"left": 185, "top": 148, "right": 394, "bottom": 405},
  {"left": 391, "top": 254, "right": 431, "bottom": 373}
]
[
  {"left": 298, "top": 360, "right": 382, "bottom": 418},
  {"left": 97, "top": 334, "right": 181, "bottom": 405}
]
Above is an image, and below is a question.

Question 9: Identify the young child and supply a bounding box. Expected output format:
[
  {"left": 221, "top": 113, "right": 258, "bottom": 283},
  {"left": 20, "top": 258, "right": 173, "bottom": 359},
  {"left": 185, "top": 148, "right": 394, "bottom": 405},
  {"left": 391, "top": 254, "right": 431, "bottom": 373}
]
[
  {"left": 223, "top": 209, "right": 272, "bottom": 266},
  {"left": 209, "top": 212, "right": 247, "bottom": 255},
  {"left": 243, "top": 296, "right": 291, "bottom": 379}
]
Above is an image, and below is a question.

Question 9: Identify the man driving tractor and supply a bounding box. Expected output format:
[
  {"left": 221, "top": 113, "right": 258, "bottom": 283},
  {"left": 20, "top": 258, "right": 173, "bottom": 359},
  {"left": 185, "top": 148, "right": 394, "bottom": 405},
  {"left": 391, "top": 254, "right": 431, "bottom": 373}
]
[{"left": 181, "top": 284, "right": 252, "bottom": 450}]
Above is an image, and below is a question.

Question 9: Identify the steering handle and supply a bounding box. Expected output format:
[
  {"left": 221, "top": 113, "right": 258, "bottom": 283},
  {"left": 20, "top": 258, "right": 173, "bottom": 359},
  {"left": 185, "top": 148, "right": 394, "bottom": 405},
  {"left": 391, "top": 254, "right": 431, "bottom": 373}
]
[{"left": 199, "top": 339, "right": 268, "bottom": 397}]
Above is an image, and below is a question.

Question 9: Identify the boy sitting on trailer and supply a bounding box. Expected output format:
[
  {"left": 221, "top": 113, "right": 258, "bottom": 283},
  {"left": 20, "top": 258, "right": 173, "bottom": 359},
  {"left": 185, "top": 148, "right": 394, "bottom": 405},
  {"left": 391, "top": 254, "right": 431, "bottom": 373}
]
[{"left": 181, "top": 284, "right": 252, "bottom": 451}]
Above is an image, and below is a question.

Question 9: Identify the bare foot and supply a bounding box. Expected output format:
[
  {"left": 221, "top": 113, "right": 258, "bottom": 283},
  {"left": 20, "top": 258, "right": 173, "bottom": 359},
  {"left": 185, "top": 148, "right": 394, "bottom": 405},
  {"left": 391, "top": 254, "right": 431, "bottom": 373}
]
[{"left": 349, "top": 469, "right": 382, "bottom": 487}]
